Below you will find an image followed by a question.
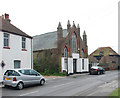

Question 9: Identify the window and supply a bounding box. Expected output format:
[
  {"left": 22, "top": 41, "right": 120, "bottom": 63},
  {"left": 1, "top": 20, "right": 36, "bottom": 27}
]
[
  {"left": 81, "top": 49, "right": 84, "bottom": 58},
  {"left": 4, "top": 33, "right": 9, "bottom": 47},
  {"left": 72, "top": 32, "right": 77, "bottom": 53},
  {"left": 4, "top": 70, "right": 20, "bottom": 76},
  {"left": 18, "top": 69, "right": 40, "bottom": 76},
  {"left": 14, "top": 60, "right": 21, "bottom": 69},
  {"left": 19, "top": 70, "right": 30, "bottom": 75},
  {"left": 112, "top": 61, "right": 116, "bottom": 63},
  {"left": 22, "top": 37, "right": 26, "bottom": 49},
  {"left": 64, "top": 46, "right": 68, "bottom": 57},
  {"left": 100, "top": 51, "right": 103, "bottom": 55},
  {"left": 29, "top": 69, "right": 40, "bottom": 76}
]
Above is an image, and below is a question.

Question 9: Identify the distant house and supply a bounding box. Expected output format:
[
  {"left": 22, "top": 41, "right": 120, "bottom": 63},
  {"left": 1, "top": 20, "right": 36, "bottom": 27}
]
[
  {"left": 88, "top": 55, "right": 98, "bottom": 67},
  {"left": 0, "top": 14, "right": 33, "bottom": 82},
  {"left": 33, "top": 21, "right": 89, "bottom": 75},
  {"left": 89, "top": 47, "right": 120, "bottom": 70}
]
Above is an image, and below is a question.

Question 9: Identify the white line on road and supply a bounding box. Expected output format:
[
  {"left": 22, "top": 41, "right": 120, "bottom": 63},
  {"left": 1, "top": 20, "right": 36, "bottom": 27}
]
[
  {"left": 53, "top": 82, "right": 73, "bottom": 88},
  {"left": 19, "top": 91, "right": 39, "bottom": 96}
]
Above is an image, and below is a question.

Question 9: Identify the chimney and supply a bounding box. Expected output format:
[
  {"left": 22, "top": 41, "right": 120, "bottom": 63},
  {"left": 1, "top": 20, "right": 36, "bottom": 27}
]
[{"left": 4, "top": 13, "right": 11, "bottom": 22}]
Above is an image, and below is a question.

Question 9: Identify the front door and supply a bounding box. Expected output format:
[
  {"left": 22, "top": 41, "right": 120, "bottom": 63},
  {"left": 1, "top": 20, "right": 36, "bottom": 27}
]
[{"left": 73, "top": 59, "right": 77, "bottom": 73}]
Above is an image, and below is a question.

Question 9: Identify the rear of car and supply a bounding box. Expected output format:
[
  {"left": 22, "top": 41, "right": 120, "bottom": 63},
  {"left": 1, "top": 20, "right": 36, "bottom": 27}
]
[
  {"left": 3, "top": 70, "right": 21, "bottom": 88},
  {"left": 3, "top": 69, "right": 45, "bottom": 90},
  {"left": 89, "top": 66, "right": 105, "bottom": 75}
]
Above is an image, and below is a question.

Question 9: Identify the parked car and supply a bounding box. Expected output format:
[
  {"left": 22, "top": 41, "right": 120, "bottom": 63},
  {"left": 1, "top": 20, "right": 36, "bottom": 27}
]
[
  {"left": 89, "top": 66, "right": 105, "bottom": 75},
  {"left": 3, "top": 69, "right": 45, "bottom": 90}
]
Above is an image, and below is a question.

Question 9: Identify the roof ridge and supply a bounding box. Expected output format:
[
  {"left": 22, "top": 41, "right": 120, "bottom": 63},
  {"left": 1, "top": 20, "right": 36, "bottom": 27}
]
[{"left": 33, "top": 29, "right": 67, "bottom": 37}]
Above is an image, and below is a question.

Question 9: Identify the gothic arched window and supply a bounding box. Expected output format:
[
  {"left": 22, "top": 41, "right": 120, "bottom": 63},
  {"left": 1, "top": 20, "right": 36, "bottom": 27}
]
[
  {"left": 81, "top": 49, "right": 84, "bottom": 58},
  {"left": 64, "top": 46, "right": 68, "bottom": 57},
  {"left": 72, "top": 32, "right": 77, "bottom": 53}
]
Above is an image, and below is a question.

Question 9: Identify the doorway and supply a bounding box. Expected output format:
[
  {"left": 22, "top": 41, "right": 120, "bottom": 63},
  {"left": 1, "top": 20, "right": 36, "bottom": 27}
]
[{"left": 73, "top": 59, "right": 77, "bottom": 73}]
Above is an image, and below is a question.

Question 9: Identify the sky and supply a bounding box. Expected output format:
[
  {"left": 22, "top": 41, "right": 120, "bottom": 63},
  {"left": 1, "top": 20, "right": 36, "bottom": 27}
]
[{"left": 0, "top": 0, "right": 119, "bottom": 55}]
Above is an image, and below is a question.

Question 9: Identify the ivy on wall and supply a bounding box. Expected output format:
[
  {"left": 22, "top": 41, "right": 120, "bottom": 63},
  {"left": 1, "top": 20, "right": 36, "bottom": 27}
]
[{"left": 33, "top": 50, "right": 60, "bottom": 75}]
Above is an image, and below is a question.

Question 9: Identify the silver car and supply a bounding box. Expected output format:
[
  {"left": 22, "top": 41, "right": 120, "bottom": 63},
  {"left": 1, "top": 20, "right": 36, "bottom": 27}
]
[{"left": 3, "top": 69, "right": 45, "bottom": 90}]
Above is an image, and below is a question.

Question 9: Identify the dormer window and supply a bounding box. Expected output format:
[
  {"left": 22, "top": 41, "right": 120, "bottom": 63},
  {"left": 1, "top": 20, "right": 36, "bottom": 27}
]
[
  {"left": 22, "top": 37, "right": 26, "bottom": 49},
  {"left": 100, "top": 51, "right": 103, "bottom": 55}
]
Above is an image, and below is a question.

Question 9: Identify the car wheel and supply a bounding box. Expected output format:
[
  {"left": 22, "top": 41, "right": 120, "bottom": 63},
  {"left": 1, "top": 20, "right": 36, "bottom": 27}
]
[
  {"left": 89, "top": 72, "right": 92, "bottom": 75},
  {"left": 17, "top": 82, "right": 24, "bottom": 90},
  {"left": 40, "top": 79, "right": 45, "bottom": 86},
  {"left": 4, "top": 85, "right": 8, "bottom": 88}
]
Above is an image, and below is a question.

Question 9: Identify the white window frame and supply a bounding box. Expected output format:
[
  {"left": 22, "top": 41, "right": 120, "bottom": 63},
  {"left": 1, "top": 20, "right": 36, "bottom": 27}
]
[
  {"left": 22, "top": 37, "right": 26, "bottom": 49},
  {"left": 3, "top": 33, "right": 9, "bottom": 47}
]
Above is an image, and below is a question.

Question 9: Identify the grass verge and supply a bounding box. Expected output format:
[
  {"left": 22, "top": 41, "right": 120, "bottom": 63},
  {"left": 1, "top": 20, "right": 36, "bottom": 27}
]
[
  {"left": 41, "top": 72, "right": 67, "bottom": 76},
  {"left": 109, "top": 88, "right": 120, "bottom": 98}
]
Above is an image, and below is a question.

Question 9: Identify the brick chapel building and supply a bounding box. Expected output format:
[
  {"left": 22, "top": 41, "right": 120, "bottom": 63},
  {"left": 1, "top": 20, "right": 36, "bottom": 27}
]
[{"left": 33, "top": 21, "right": 89, "bottom": 74}]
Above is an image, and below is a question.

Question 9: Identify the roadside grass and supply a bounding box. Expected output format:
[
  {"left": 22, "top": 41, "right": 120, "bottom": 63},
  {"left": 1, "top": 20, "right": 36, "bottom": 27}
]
[
  {"left": 109, "top": 88, "right": 120, "bottom": 98},
  {"left": 41, "top": 72, "right": 67, "bottom": 76}
]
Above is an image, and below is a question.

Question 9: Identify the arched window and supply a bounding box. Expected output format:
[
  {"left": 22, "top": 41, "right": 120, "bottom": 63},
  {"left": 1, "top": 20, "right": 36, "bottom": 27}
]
[
  {"left": 72, "top": 32, "right": 77, "bottom": 53},
  {"left": 64, "top": 46, "right": 68, "bottom": 57},
  {"left": 81, "top": 49, "right": 84, "bottom": 58}
]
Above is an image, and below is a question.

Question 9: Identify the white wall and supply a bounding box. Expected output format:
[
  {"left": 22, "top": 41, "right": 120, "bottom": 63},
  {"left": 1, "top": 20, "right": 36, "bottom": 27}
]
[
  {"left": 61, "top": 57, "right": 67, "bottom": 72},
  {"left": 61, "top": 57, "right": 89, "bottom": 74},
  {"left": 76, "top": 58, "right": 81, "bottom": 72},
  {"left": 72, "top": 53, "right": 79, "bottom": 59},
  {"left": 80, "top": 58, "right": 89, "bottom": 72},
  {"left": 0, "top": 31, "right": 3, "bottom": 82},
  {"left": 68, "top": 58, "right": 73, "bottom": 74},
  {"left": 0, "top": 31, "right": 32, "bottom": 82}
]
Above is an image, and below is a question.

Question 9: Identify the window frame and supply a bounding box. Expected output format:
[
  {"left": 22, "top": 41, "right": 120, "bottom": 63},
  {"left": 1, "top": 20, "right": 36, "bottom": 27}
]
[
  {"left": 72, "top": 32, "right": 77, "bottom": 53},
  {"left": 22, "top": 37, "right": 26, "bottom": 49},
  {"left": 64, "top": 46, "right": 68, "bottom": 57},
  {"left": 14, "top": 60, "right": 21, "bottom": 69},
  {"left": 21, "top": 36, "right": 27, "bottom": 51},
  {"left": 3, "top": 33, "right": 10, "bottom": 49}
]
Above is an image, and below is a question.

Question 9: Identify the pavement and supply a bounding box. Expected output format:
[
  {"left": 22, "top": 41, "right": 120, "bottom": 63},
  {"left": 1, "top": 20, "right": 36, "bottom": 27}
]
[{"left": 43, "top": 72, "right": 89, "bottom": 80}]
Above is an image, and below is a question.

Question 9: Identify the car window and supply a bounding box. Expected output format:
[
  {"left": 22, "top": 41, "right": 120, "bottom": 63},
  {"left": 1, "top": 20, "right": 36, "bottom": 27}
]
[
  {"left": 4, "top": 70, "right": 20, "bottom": 76},
  {"left": 29, "top": 70, "right": 40, "bottom": 76},
  {"left": 30, "top": 70, "right": 37, "bottom": 75},
  {"left": 98, "top": 67, "right": 103, "bottom": 70},
  {"left": 19, "top": 70, "right": 30, "bottom": 75}
]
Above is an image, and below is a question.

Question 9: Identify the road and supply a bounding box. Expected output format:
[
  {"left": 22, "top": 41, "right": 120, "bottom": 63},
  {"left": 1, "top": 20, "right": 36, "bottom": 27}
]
[{"left": 1, "top": 70, "right": 119, "bottom": 97}]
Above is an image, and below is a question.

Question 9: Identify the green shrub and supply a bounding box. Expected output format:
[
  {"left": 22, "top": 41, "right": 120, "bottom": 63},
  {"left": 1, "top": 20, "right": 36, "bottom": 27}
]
[{"left": 33, "top": 51, "right": 65, "bottom": 76}]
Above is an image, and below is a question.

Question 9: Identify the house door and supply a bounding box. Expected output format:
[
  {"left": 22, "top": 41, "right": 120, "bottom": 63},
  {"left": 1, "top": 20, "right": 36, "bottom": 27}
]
[
  {"left": 14, "top": 60, "right": 21, "bottom": 69},
  {"left": 73, "top": 59, "right": 77, "bottom": 73}
]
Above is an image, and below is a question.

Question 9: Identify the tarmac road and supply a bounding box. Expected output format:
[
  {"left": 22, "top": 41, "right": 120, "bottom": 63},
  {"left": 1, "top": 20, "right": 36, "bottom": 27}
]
[{"left": 1, "top": 70, "right": 119, "bottom": 97}]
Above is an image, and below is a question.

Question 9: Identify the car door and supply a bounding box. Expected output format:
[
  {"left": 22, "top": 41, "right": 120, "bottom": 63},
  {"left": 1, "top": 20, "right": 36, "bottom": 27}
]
[
  {"left": 29, "top": 69, "right": 41, "bottom": 84},
  {"left": 18, "top": 69, "right": 32, "bottom": 85}
]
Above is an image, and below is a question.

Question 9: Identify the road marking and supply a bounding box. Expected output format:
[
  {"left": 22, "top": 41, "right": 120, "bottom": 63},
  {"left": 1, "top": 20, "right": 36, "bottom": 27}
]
[
  {"left": 53, "top": 82, "right": 73, "bottom": 88},
  {"left": 19, "top": 91, "right": 39, "bottom": 96}
]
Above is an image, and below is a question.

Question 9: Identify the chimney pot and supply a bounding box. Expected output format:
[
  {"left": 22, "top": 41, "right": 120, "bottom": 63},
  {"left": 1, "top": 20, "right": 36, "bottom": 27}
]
[
  {"left": 5, "top": 13, "right": 9, "bottom": 19},
  {"left": 4, "top": 13, "right": 11, "bottom": 22}
]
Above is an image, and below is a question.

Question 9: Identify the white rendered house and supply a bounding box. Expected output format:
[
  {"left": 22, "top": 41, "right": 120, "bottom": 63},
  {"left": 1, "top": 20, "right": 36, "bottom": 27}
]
[{"left": 0, "top": 14, "right": 33, "bottom": 82}]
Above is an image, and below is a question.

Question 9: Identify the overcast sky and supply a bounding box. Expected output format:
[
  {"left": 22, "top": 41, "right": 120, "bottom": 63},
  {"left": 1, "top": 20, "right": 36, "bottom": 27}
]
[{"left": 0, "top": 0, "right": 119, "bottom": 54}]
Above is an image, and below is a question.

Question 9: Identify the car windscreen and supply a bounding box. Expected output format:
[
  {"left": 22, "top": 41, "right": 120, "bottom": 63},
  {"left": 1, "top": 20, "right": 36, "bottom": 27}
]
[{"left": 4, "top": 70, "right": 20, "bottom": 76}]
